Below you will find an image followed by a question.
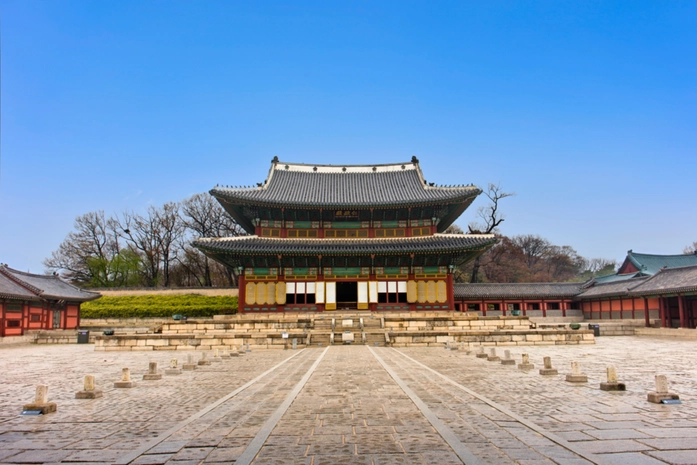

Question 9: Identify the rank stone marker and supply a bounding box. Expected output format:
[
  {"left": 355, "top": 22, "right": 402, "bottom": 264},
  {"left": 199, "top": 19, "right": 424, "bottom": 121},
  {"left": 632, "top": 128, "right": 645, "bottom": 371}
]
[
  {"left": 211, "top": 349, "right": 223, "bottom": 363},
  {"left": 220, "top": 350, "right": 231, "bottom": 359},
  {"left": 23, "top": 385, "right": 57, "bottom": 414},
  {"left": 198, "top": 352, "right": 211, "bottom": 366},
  {"left": 165, "top": 359, "right": 182, "bottom": 375},
  {"left": 143, "top": 362, "right": 163, "bottom": 380},
  {"left": 565, "top": 361, "right": 588, "bottom": 383},
  {"left": 75, "top": 375, "right": 103, "bottom": 399},
  {"left": 648, "top": 374, "right": 680, "bottom": 403},
  {"left": 518, "top": 353, "right": 535, "bottom": 370},
  {"left": 114, "top": 368, "right": 135, "bottom": 388},
  {"left": 487, "top": 348, "right": 501, "bottom": 362},
  {"left": 501, "top": 349, "right": 516, "bottom": 365},
  {"left": 476, "top": 346, "right": 488, "bottom": 358},
  {"left": 600, "top": 366, "right": 626, "bottom": 391},
  {"left": 539, "top": 356, "right": 558, "bottom": 375},
  {"left": 183, "top": 354, "right": 197, "bottom": 371}
]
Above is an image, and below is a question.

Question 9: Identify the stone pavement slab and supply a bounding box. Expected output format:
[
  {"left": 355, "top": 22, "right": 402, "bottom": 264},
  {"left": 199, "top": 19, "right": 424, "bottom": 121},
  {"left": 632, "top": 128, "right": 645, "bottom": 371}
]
[{"left": 0, "top": 336, "right": 695, "bottom": 464}]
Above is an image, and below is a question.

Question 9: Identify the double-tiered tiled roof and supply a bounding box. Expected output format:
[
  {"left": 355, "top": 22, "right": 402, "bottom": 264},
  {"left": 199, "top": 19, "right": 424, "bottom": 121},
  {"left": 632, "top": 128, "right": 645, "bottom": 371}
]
[
  {"left": 0, "top": 265, "right": 100, "bottom": 303},
  {"left": 211, "top": 160, "right": 480, "bottom": 208}
]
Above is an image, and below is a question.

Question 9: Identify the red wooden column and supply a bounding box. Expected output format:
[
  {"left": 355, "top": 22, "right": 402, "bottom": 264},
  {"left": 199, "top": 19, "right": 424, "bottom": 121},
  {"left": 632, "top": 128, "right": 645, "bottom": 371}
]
[
  {"left": 446, "top": 274, "right": 455, "bottom": 310},
  {"left": 644, "top": 297, "right": 650, "bottom": 327},
  {"left": 678, "top": 294, "right": 685, "bottom": 328},
  {"left": 238, "top": 274, "right": 246, "bottom": 313},
  {"left": 481, "top": 298, "right": 486, "bottom": 316},
  {"left": 631, "top": 297, "right": 636, "bottom": 320},
  {"left": 501, "top": 299, "right": 506, "bottom": 316},
  {"left": 561, "top": 299, "right": 566, "bottom": 317},
  {"left": 660, "top": 297, "right": 667, "bottom": 328},
  {"left": 541, "top": 298, "right": 546, "bottom": 318},
  {"left": 522, "top": 298, "right": 527, "bottom": 316}
]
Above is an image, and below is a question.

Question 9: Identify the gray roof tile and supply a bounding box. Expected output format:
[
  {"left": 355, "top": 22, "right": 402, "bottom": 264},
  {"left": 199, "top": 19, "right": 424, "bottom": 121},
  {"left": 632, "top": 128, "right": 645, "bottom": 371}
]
[
  {"left": 211, "top": 161, "right": 480, "bottom": 208},
  {"left": 0, "top": 265, "right": 100, "bottom": 302},
  {"left": 0, "top": 272, "right": 41, "bottom": 301},
  {"left": 576, "top": 277, "right": 648, "bottom": 299},
  {"left": 628, "top": 265, "right": 697, "bottom": 295},
  {"left": 454, "top": 282, "right": 582, "bottom": 300}
]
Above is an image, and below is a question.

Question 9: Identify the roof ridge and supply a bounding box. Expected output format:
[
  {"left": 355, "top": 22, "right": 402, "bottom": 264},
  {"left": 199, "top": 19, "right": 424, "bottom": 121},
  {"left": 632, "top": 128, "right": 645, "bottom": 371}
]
[{"left": 0, "top": 265, "right": 44, "bottom": 296}]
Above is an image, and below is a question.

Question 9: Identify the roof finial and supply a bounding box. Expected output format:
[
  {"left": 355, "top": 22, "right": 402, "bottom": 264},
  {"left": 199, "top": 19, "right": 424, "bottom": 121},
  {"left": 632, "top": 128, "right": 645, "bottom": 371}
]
[
  {"left": 272, "top": 156, "right": 279, "bottom": 163},
  {"left": 411, "top": 155, "right": 419, "bottom": 164}
]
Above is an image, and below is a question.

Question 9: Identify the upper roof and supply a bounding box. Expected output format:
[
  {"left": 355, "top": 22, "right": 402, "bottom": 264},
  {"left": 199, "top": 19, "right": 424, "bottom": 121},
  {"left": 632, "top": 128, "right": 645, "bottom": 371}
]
[
  {"left": 210, "top": 159, "right": 481, "bottom": 209},
  {"left": 454, "top": 282, "right": 582, "bottom": 300},
  {"left": 629, "top": 265, "right": 697, "bottom": 296},
  {"left": 617, "top": 250, "right": 697, "bottom": 276},
  {"left": 0, "top": 265, "right": 101, "bottom": 302},
  {"left": 195, "top": 234, "right": 497, "bottom": 258}
]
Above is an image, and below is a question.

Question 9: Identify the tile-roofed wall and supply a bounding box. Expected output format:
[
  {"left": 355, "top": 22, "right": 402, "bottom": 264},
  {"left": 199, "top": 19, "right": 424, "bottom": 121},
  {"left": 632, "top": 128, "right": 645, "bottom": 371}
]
[
  {"left": 454, "top": 282, "right": 582, "bottom": 300},
  {"left": 629, "top": 265, "right": 697, "bottom": 295},
  {"left": 2, "top": 266, "right": 100, "bottom": 302},
  {"left": 211, "top": 160, "right": 480, "bottom": 208}
]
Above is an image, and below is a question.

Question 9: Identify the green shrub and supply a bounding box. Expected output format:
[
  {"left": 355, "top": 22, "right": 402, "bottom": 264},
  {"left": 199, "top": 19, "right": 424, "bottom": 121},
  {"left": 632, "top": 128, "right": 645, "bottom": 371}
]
[{"left": 81, "top": 294, "right": 238, "bottom": 319}]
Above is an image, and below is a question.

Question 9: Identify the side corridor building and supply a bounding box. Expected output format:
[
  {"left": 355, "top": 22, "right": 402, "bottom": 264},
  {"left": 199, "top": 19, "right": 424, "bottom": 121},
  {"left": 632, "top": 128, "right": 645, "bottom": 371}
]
[{"left": 0, "top": 264, "right": 100, "bottom": 336}]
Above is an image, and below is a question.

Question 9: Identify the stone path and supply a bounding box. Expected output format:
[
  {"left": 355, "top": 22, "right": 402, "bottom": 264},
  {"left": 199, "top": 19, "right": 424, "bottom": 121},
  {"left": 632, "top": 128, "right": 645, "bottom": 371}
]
[{"left": 0, "top": 337, "right": 696, "bottom": 464}]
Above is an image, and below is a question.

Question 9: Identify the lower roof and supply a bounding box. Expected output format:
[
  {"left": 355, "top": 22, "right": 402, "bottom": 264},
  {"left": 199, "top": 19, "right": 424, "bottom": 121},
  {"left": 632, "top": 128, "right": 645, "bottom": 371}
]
[{"left": 194, "top": 234, "right": 497, "bottom": 257}]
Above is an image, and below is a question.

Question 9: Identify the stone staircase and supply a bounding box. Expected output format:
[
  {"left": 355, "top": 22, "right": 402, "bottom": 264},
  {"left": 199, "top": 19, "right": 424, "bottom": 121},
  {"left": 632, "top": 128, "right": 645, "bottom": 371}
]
[{"left": 92, "top": 311, "right": 593, "bottom": 352}]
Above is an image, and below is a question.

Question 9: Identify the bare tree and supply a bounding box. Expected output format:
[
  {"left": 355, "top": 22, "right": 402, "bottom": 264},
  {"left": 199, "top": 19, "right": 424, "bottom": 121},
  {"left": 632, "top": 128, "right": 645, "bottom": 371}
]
[
  {"left": 44, "top": 211, "right": 118, "bottom": 284},
  {"left": 467, "top": 183, "right": 514, "bottom": 283},
  {"left": 180, "top": 193, "right": 245, "bottom": 286},
  {"left": 684, "top": 242, "right": 697, "bottom": 254}
]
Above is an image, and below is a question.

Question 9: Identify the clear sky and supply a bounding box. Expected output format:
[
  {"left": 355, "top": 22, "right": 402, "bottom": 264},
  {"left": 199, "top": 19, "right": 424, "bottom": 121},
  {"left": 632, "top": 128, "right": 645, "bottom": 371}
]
[{"left": 1, "top": 1, "right": 695, "bottom": 273}]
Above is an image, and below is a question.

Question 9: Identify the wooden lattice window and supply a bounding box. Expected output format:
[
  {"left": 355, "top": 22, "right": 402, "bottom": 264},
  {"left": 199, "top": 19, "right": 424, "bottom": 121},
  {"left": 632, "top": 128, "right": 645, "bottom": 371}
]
[
  {"left": 411, "top": 227, "right": 431, "bottom": 236},
  {"left": 261, "top": 228, "right": 281, "bottom": 237},
  {"left": 375, "top": 229, "right": 406, "bottom": 238},
  {"left": 325, "top": 229, "right": 368, "bottom": 238},
  {"left": 287, "top": 229, "right": 318, "bottom": 238}
]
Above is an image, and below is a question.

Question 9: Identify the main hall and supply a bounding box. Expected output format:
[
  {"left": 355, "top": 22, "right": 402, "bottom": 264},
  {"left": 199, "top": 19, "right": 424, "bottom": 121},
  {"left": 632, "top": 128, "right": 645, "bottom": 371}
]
[{"left": 195, "top": 157, "right": 497, "bottom": 313}]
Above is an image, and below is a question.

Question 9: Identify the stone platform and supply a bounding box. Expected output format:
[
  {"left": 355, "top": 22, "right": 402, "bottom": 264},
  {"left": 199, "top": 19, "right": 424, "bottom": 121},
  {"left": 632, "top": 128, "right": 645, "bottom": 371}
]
[{"left": 93, "top": 312, "right": 594, "bottom": 351}]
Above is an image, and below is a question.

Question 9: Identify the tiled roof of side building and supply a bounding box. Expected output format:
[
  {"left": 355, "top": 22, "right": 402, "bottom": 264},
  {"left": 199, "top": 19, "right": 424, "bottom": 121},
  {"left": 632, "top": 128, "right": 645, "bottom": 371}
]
[
  {"left": 619, "top": 250, "right": 697, "bottom": 276},
  {"left": 628, "top": 265, "right": 697, "bottom": 296},
  {"left": 0, "top": 265, "right": 101, "bottom": 302},
  {"left": 575, "top": 277, "right": 649, "bottom": 299},
  {"left": 210, "top": 160, "right": 481, "bottom": 208},
  {"left": 195, "top": 234, "right": 497, "bottom": 256},
  {"left": 0, "top": 272, "right": 41, "bottom": 301},
  {"left": 454, "top": 282, "right": 583, "bottom": 300}
]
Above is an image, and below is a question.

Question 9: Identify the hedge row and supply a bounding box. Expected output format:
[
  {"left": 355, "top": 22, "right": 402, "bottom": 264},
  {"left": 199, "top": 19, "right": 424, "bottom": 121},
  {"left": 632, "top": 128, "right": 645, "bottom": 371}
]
[{"left": 81, "top": 294, "right": 238, "bottom": 319}]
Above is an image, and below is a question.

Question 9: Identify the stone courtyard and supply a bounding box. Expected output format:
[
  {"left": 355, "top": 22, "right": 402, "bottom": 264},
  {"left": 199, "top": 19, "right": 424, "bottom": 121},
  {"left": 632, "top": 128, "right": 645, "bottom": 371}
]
[{"left": 0, "top": 336, "right": 696, "bottom": 465}]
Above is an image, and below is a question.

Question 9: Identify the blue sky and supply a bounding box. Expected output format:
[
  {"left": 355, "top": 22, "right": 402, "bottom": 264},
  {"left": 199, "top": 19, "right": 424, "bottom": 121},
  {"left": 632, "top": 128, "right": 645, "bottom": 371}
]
[{"left": 1, "top": 1, "right": 695, "bottom": 273}]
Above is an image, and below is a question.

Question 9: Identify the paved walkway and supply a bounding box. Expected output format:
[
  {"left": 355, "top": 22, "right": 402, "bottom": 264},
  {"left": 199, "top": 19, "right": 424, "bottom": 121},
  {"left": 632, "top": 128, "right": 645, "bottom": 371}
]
[{"left": 0, "top": 337, "right": 696, "bottom": 464}]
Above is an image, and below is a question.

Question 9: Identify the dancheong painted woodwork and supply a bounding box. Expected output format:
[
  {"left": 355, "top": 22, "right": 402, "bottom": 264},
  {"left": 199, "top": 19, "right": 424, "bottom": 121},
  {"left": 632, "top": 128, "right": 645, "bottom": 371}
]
[{"left": 194, "top": 158, "right": 497, "bottom": 312}]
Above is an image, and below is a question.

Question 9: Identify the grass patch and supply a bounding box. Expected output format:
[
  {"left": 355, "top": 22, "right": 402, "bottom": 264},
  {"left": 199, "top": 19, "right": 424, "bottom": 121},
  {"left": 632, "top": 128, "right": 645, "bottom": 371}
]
[{"left": 81, "top": 294, "right": 238, "bottom": 319}]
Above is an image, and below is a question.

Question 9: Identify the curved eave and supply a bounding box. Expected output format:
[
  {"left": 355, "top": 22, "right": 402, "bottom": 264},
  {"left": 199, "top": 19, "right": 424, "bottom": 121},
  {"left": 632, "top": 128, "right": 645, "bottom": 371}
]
[
  {"left": 193, "top": 234, "right": 498, "bottom": 258},
  {"left": 0, "top": 292, "right": 41, "bottom": 301},
  {"left": 629, "top": 286, "right": 697, "bottom": 297},
  {"left": 210, "top": 188, "right": 481, "bottom": 210}
]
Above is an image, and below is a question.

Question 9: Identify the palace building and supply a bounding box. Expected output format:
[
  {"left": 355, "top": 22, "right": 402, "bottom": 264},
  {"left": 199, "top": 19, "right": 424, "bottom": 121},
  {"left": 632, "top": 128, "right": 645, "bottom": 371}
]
[{"left": 194, "top": 158, "right": 498, "bottom": 312}]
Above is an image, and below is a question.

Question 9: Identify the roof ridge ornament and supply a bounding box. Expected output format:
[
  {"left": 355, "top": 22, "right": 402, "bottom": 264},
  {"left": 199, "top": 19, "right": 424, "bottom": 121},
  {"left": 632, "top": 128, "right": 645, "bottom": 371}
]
[{"left": 411, "top": 156, "right": 419, "bottom": 163}]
